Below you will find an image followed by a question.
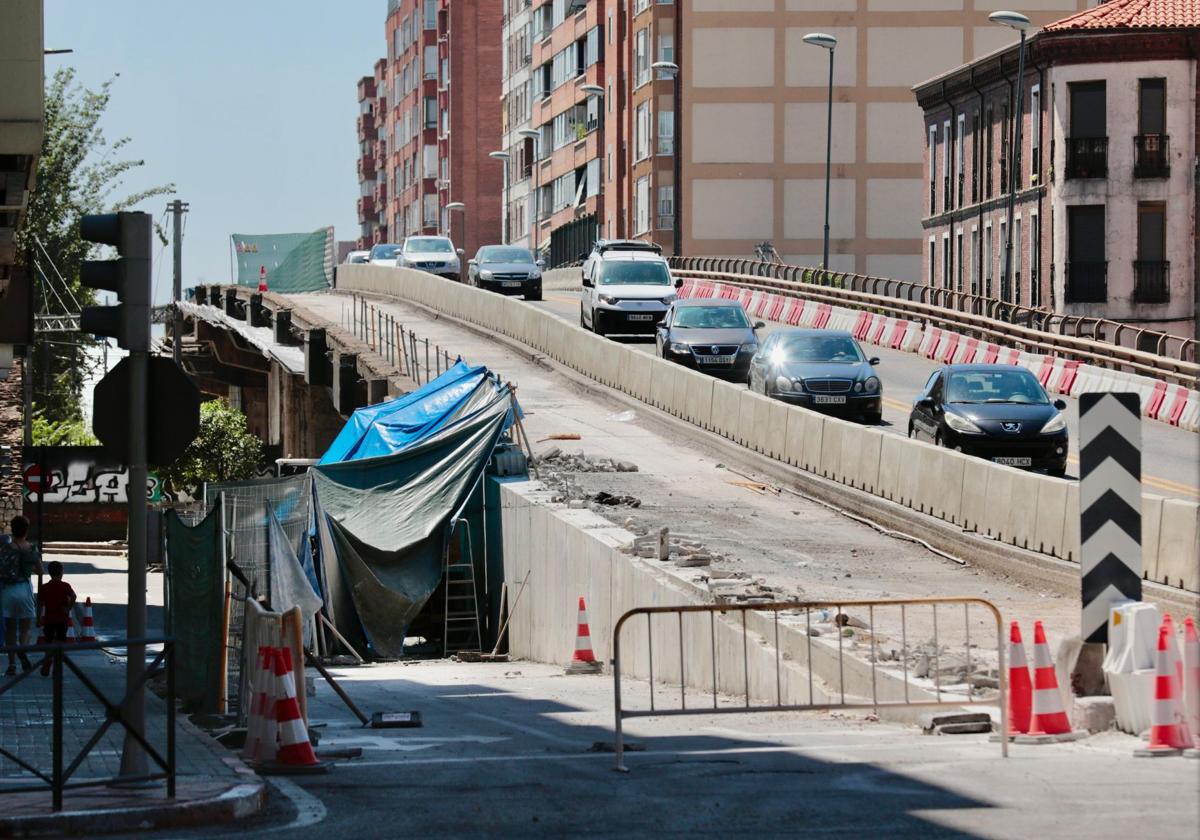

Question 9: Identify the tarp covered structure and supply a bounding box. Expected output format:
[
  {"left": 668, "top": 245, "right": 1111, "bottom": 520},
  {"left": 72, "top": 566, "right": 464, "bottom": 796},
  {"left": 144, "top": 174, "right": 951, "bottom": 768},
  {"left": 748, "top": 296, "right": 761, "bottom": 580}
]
[
  {"left": 319, "top": 361, "right": 499, "bottom": 464},
  {"left": 231, "top": 228, "right": 333, "bottom": 292},
  {"left": 164, "top": 501, "right": 225, "bottom": 712},
  {"left": 313, "top": 390, "right": 513, "bottom": 658}
]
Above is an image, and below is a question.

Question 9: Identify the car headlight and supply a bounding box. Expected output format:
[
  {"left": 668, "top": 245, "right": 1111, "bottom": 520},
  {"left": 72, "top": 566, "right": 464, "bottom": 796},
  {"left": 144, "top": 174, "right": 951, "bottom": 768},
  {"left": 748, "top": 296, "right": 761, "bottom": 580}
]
[
  {"left": 741, "top": 342, "right": 758, "bottom": 354},
  {"left": 853, "top": 381, "right": 863, "bottom": 393},
  {"left": 863, "top": 376, "right": 880, "bottom": 394},
  {"left": 775, "top": 375, "right": 794, "bottom": 392},
  {"left": 668, "top": 342, "right": 691, "bottom": 354},
  {"left": 1041, "top": 411, "right": 1067, "bottom": 434},
  {"left": 944, "top": 412, "right": 983, "bottom": 434},
  {"left": 480, "top": 269, "right": 493, "bottom": 280},
  {"left": 529, "top": 269, "right": 542, "bottom": 279},
  {"left": 661, "top": 294, "right": 676, "bottom": 305},
  {"left": 599, "top": 294, "right": 619, "bottom": 305}
]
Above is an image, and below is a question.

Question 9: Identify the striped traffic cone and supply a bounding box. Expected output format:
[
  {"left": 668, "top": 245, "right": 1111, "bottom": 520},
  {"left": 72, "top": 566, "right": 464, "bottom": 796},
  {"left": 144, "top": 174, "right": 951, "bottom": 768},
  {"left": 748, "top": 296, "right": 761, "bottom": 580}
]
[
  {"left": 242, "top": 646, "right": 279, "bottom": 765},
  {"left": 266, "top": 647, "right": 325, "bottom": 773},
  {"left": 1136, "top": 622, "right": 1193, "bottom": 756},
  {"left": 1184, "top": 618, "right": 1200, "bottom": 759},
  {"left": 565, "top": 596, "right": 602, "bottom": 675},
  {"left": 64, "top": 615, "right": 77, "bottom": 644},
  {"left": 1017, "top": 621, "right": 1079, "bottom": 742},
  {"left": 1006, "top": 621, "right": 1032, "bottom": 736},
  {"left": 79, "top": 598, "right": 97, "bottom": 643}
]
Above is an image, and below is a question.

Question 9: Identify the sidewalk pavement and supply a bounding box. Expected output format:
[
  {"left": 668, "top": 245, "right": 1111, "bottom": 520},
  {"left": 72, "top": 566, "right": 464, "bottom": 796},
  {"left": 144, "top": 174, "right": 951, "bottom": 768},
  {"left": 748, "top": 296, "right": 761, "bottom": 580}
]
[{"left": 0, "top": 648, "right": 264, "bottom": 836}]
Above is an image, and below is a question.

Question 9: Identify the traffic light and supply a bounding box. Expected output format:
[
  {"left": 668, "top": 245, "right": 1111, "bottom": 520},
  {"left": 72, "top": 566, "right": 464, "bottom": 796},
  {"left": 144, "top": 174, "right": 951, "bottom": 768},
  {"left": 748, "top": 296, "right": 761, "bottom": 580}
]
[{"left": 79, "top": 212, "right": 152, "bottom": 351}]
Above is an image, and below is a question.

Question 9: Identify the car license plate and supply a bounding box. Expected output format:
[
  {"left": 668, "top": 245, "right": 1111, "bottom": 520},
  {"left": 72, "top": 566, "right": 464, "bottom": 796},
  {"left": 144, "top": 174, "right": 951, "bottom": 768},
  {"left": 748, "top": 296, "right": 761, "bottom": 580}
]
[
  {"left": 502, "top": 281, "right": 522, "bottom": 288},
  {"left": 704, "top": 355, "right": 736, "bottom": 365},
  {"left": 813, "top": 395, "right": 846, "bottom": 405},
  {"left": 994, "top": 456, "right": 1032, "bottom": 467},
  {"left": 628, "top": 314, "right": 654, "bottom": 321}
]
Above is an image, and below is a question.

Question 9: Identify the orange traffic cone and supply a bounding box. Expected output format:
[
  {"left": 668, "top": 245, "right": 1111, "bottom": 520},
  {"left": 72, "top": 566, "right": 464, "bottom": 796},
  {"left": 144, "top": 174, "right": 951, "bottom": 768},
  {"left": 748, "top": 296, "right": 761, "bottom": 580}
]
[
  {"left": 565, "top": 597, "right": 602, "bottom": 675},
  {"left": 1184, "top": 618, "right": 1200, "bottom": 758},
  {"left": 79, "top": 598, "right": 97, "bottom": 643},
  {"left": 1136, "top": 622, "right": 1193, "bottom": 756},
  {"left": 267, "top": 647, "right": 325, "bottom": 773},
  {"left": 242, "top": 646, "right": 279, "bottom": 765},
  {"left": 1006, "top": 621, "right": 1032, "bottom": 736},
  {"left": 64, "top": 616, "right": 77, "bottom": 644},
  {"left": 1018, "top": 621, "right": 1078, "bottom": 742}
]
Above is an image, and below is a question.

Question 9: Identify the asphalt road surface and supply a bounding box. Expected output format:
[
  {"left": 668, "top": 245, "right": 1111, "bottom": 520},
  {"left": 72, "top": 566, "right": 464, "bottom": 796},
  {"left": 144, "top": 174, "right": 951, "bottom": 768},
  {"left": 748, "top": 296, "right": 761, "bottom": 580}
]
[{"left": 532, "top": 290, "right": 1200, "bottom": 501}]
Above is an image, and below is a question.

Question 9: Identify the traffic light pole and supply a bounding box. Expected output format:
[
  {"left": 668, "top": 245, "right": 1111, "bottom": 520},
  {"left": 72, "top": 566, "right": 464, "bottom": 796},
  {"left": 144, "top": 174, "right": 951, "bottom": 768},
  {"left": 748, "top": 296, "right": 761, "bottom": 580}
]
[{"left": 169, "top": 200, "right": 188, "bottom": 365}]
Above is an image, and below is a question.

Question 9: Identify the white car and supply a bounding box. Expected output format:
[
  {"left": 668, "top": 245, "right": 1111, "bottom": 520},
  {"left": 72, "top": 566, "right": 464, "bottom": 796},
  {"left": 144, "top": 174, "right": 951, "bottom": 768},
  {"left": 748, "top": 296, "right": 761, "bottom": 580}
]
[
  {"left": 368, "top": 243, "right": 403, "bottom": 266},
  {"left": 399, "top": 236, "right": 463, "bottom": 279},
  {"left": 343, "top": 250, "right": 370, "bottom": 265},
  {"left": 580, "top": 250, "right": 680, "bottom": 337}
]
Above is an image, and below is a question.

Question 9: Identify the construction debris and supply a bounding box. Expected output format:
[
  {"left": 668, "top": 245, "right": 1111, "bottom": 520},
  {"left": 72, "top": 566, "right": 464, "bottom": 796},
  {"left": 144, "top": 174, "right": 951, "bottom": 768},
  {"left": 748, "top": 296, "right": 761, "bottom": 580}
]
[{"left": 537, "top": 433, "right": 582, "bottom": 442}]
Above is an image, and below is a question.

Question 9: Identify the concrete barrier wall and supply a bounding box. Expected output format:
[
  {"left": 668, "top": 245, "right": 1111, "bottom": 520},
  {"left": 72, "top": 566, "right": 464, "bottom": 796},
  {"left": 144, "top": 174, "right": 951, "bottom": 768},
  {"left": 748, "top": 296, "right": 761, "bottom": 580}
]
[
  {"left": 542, "top": 267, "right": 582, "bottom": 290},
  {"left": 339, "top": 265, "right": 1200, "bottom": 594}
]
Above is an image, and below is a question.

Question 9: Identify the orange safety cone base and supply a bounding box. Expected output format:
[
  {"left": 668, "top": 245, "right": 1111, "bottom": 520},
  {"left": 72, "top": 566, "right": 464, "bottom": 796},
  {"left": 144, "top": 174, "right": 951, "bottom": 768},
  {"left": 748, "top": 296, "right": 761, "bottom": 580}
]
[
  {"left": 1182, "top": 749, "right": 1200, "bottom": 759},
  {"left": 1133, "top": 745, "right": 1183, "bottom": 757}
]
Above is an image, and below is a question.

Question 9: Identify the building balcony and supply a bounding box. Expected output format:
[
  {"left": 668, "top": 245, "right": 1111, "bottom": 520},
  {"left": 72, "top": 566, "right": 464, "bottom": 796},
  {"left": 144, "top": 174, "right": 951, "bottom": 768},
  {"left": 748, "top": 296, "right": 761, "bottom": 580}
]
[
  {"left": 357, "top": 154, "right": 376, "bottom": 181},
  {"left": 1133, "top": 260, "right": 1169, "bottom": 304},
  {"left": 357, "top": 114, "right": 377, "bottom": 140},
  {"left": 357, "top": 195, "right": 376, "bottom": 222},
  {"left": 1134, "top": 135, "right": 1170, "bottom": 179},
  {"left": 375, "top": 181, "right": 388, "bottom": 207},
  {"left": 1065, "top": 261, "right": 1107, "bottom": 303},
  {"left": 357, "top": 77, "right": 377, "bottom": 101},
  {"left": 1065, "top": 137, "right": 1107, "bottom": 179}
]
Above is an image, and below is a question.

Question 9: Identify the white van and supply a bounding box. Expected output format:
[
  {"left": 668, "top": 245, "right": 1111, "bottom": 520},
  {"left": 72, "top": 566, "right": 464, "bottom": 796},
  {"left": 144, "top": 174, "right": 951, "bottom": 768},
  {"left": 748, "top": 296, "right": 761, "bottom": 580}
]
[{"left": 580, "top": 249, "right": 681, "bottom": 337}]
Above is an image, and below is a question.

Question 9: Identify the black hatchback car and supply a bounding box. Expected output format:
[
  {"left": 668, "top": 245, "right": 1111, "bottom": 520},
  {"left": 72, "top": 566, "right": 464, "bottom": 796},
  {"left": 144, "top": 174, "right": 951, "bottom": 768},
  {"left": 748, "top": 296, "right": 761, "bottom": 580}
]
[
  {"left": 908, "top": 364, "right": 1068, "bottom": 476},
  {"left": 655, "top": 299, "right": 763, "bottom": 380},
  {"left": 467, "top": 245, "right": 544, "bottom": 300},
  {"left": 748, "top": 329, "right": 882, "bottom": 424}
]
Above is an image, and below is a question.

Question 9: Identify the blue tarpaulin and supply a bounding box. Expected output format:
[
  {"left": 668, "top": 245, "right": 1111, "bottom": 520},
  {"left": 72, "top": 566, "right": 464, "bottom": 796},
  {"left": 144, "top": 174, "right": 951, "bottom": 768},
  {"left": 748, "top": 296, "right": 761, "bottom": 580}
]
[{"left": 319, "top": 361, "right": 498, "bottom": 464}]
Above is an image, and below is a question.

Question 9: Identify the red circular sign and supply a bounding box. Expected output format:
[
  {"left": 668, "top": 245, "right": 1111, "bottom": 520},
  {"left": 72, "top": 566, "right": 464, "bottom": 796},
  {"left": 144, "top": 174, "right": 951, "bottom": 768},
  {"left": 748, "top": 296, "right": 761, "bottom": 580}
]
[{"left": 23, "top": 464, "right": 55, "bottom": 493}]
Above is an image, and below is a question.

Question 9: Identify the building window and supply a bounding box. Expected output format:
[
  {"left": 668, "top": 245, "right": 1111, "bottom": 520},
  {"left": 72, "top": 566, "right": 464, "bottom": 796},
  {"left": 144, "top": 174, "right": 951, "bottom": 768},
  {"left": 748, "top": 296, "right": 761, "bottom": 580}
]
[
  {"left": 1135, "top": 79, "right": 1169, "bottom": 178},
  {"left": 928, "top": 238, "right": 936, "bottom": 287},
  {"left": 424, "top": 96, "right": 437, "bottom": 129},
  {"left": 942, "top": 119, "right": 951, "bottom": 210},
  {"left": 941, "top": 234, "right": 951, "bottom": 290},
  {"left": 1012, "top": 217, "right": 1022, "bottom": 304},
  {"left": 634, "top": 176, "right": 650, "bottom": 234},
  {"left": 984, "top": 222, "right": 992, "bottom": 298},
  {"left": 635, "top": 101, "right": 651, "bottom": 161},
  {"left": 1029, "top": 84, "right": 1041, "bottom": 180},
  {"left": 657, "top": 185, "right": 673, "bottom": 230},
  {"left": 424, "top": 0, "right": 436, "bottom": 29},
  {"left": 657, "top": 110, "right": 674, "bottom": 155},
  {"left": 1135, "top": 203, "right": 1168, "bottom": 303},
  {"left": 1066, "top": 205, "right": 1106, "bottom": 303},
  {"left": 985, "top": 105, "right": 994, "bottom": 199},
  {"left": 657, "top": 33, "right": 674, "bottom": 79},
  {"left": 956, "top": 229, "right": 964, "bottom": 292},
  {"left": 928, "top": 125, "right": 937, "bottom": 215},
  {"left": 971, "top": 110, "right": 980, "bottom": 203},
  {"left": 955, "top": 114, "right": 965, "bottom": 207},
  {"left": 1066, "top": 81, "right": 1107, "bottom": 179},
  {"left": 970, "top": 227, "right": 979, "bottom": 296},
  {"left": 424, "top": 45, "right": 437, "bottom": 79},
  {"left": 635, "top": 28, "right": 650, "bottom": 87},
  {"left": 1030, "top": 213, "right": 1040, "bottom": 307}
]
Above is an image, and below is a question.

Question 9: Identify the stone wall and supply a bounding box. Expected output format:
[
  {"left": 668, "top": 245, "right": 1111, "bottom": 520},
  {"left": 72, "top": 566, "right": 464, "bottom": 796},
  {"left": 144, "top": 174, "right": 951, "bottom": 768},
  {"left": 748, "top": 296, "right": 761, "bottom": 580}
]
[{"left": 0, "top": 357, "right": 25, "bottom": 527}]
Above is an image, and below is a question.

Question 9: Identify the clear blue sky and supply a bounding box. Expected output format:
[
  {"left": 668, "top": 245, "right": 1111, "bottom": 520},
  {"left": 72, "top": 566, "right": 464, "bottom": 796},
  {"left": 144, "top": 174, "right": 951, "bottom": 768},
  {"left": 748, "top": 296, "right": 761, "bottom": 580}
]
[{"left": 46, "top": 0, "right": 383, "bottom": 303}]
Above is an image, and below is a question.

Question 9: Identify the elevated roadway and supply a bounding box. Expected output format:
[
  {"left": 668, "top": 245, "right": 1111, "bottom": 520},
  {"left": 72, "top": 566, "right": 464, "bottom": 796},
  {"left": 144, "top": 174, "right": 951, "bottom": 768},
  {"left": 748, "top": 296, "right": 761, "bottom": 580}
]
[{"left": 530, "top": 290, "right": 1200, "bottom": 501}]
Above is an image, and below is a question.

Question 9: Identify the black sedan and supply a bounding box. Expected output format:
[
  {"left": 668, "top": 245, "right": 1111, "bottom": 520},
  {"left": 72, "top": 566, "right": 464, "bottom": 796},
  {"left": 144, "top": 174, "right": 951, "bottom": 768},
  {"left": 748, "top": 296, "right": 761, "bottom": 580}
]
[
  {"left": 467, "top": 245, "right": 544, "bottom": 301},
  {"left": 908, "top": 364, "right": 1068, "bottom": 476},
  {"left": 655, "top": 299, "right": 762, "bottom": 380},
  {"left": 748, "top": 329, "right": 882, "bottom": 424}
]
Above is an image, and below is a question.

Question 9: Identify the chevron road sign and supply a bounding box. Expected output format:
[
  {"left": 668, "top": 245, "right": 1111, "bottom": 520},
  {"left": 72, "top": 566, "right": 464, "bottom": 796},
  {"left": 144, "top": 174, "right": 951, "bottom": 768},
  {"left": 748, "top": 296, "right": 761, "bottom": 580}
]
[{"left": 1079, "top": 392, "right": 1142, "bottom": 644}]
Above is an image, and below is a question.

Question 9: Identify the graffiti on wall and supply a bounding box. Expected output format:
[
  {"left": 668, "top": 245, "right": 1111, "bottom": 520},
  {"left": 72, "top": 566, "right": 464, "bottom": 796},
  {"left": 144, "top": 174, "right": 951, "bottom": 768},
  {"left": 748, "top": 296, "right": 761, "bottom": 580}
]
[{"left": 22, "top": 447, "right": 162, "bottom": 504}]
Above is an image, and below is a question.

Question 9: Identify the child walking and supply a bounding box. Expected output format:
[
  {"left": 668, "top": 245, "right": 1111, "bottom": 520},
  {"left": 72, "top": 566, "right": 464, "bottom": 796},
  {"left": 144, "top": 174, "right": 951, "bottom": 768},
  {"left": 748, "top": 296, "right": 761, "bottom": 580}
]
[{"left": 37, "top": 561, "right": 77, "bottom": 677}]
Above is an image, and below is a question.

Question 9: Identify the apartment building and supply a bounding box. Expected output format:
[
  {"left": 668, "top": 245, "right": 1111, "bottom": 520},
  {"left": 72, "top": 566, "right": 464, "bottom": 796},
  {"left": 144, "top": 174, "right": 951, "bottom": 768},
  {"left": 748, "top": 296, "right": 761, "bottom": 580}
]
[
  {"left": 358, "top": 0, "right": 502, "bottom": 256},
  {"left": 915, "top": 0, "right": 1197, "bottom": 341}
]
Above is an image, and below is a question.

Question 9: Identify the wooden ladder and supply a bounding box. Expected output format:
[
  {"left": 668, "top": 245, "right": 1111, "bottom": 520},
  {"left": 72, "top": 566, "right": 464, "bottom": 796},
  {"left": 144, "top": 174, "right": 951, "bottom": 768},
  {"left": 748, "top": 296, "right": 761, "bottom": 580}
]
[{"left": 443, "top": 523, "right": 482, "bottom": 655}]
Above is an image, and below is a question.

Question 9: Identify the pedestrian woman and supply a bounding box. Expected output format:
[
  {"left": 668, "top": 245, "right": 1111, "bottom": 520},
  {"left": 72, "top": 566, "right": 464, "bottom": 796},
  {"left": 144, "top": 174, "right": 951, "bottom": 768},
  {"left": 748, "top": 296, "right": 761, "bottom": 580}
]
[{"left": 2, "top": 516, "right": 43, "bottom": 675}]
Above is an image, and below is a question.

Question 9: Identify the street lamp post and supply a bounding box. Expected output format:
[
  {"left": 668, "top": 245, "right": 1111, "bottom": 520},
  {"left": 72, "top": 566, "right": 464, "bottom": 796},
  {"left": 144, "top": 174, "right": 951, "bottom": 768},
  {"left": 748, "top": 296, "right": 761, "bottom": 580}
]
[
  {"left": 651, "top": 61, "right": 681, "bottom": 256},
  {"left": 518, "top": 128, "right": 542, "bottom": 254},
  {"left": 803, "top": 33, "right": 837, "bottom": 278},
  {"left": 489, "top": 150, "right": 511, "bottom": 245},
  {"left": 991, "top": 10, "right": 1031, "bottom": 307},
  {"left": 446, "top": 200, "right": 466, "bottom": 256}
]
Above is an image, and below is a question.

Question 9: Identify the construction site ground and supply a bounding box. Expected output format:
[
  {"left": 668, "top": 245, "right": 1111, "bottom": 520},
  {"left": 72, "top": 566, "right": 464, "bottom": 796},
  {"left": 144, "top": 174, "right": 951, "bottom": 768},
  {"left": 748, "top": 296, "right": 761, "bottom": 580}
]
[{"left": 299, "top": 290, "right": 1103, "bottom": 678}]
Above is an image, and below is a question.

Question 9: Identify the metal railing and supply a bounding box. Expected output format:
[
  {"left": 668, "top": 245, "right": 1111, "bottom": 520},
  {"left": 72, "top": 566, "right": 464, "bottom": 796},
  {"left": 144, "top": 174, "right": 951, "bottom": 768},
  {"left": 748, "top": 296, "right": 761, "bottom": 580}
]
[
  {"left": 0, "top": 638, "right": 176, "bottom": 811},
  {"left": 1134, "top": 135, "right": 1170, "bottom": 178},
  {"left": 348, "top": 294, "right": 463, "bottom": 386},
  {"left": 667, "top": 257, "right": 1198, "bottom": 374},
  {"left": 611, "top": 598, "right": 1006, "bottom": 772},
  {"left": 1065, "top": 136, "right": 1108, "bottom": 179},
  {"left": 1134, "top": 260, "right": 1170, "bottom": 304}
]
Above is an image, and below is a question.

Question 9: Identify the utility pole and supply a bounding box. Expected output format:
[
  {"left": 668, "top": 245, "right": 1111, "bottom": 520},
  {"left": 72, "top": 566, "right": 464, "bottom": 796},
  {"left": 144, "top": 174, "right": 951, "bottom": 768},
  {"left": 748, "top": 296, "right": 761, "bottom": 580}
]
[{"left": 168, "top": 200, "right": 189, "bottom": 364}]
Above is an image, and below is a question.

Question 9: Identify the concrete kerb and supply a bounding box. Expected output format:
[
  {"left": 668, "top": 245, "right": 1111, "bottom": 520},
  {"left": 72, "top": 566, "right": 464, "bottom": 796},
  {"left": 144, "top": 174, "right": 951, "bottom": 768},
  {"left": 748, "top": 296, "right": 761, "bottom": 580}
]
[
  {"left": 1142, "top": 493, "right": 1165, "bottom": 583},
  {"left": 1004, "top": 470, "right": 1044, "bottom": 553},
  {"left": 1156, "top": 499, "right": 1200, "bottom": 591}
]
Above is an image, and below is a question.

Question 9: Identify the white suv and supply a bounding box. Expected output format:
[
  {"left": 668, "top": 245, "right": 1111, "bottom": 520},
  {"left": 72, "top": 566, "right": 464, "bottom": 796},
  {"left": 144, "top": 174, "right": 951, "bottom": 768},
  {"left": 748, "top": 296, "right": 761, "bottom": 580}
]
[{"left": 580, "top": 249, "right": 680, "bottom": 337}]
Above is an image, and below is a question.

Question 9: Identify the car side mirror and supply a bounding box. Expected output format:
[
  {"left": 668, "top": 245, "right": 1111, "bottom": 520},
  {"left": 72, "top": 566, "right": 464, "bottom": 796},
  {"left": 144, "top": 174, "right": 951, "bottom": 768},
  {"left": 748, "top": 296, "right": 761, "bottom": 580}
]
[
  {"left": 674, "top": 277, "right": 683, "bottom": 288},
  {"left": 917, "top": 397, "right": 934, "bottom": 410},
  {"left": 869, "top": 357, "right": 880, "bottom": 366},
  {"left": 582, "top": 277, "right": 593, "bottom": 288},
  {"left": 536, "top": 259, "right": 546, "bottom": 269},
  {"left": 753, "top": 321, "right": 765, "bottom": 330},
  {"left": 1054, "top": 399, "right": 1067, "bottom": 410},
  {"left": 578, "top": 252, "right": 588, "bottom": 262},
  {"left": 468, "top": 259, "right": 477, "bottom": 267}
]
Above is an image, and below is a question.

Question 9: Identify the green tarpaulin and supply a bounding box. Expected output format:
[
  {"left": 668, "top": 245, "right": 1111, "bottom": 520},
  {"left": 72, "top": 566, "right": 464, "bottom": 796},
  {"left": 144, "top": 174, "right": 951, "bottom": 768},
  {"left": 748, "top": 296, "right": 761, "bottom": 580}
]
[
  {"left": 312, "top": 391, "right": 512, "bottom": 658},
  {"left": 164, "top": 501, "right": 225, "bottom": 712},
  {"left": 231, "top": 228, "right": 333, "bottom": 292}
]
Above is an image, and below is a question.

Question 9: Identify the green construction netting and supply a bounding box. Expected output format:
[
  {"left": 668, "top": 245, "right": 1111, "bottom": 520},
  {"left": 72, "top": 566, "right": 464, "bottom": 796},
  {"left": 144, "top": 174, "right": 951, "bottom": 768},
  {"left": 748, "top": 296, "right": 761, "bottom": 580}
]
[
  {"left": 231, "top": 228, "right": 333, "bottom": 292},
  {"left": 165, "top": 502, "right": 225, "bottom": 713}
]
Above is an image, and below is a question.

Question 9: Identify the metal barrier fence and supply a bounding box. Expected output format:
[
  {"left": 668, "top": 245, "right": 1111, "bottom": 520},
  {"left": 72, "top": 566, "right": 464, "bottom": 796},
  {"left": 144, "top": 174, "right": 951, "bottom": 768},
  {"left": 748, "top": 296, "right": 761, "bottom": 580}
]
[
  {"left": 611, "top": 597, "right": 1006, "bottom": 772},
  {"left": 0, "top": 638, "right": 176, "bottom": 811},
  {"left": 669, "top": 256, "right": 1197, "bottom": 368},
  {"left": 345, "top": 294, "right": 463, "bottom": 386}
]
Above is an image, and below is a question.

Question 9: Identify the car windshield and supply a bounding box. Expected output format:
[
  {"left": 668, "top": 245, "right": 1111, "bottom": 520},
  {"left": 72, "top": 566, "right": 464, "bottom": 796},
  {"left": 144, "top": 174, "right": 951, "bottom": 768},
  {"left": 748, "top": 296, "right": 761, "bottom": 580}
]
[
  {"left": 405, "top": 238, "right": 454, "bottom": 253},
  {"left": 777, "top": 335, "right": 864, "bottom": 362},
  {"left": 945, "top": 370, "right": 1049, "bottom": 404},
  {"left": 598, "top": 261, "right": 672, "bottom": 286},
  {"left": 478, "top": 246, "right": 533, "bottom": 264},
  {"left": 371, "top": 244, "right": 400, "bottom": 259},
  {"left": 673, "top": 306, "right": 749, "bottom": 329},
  {"left": 349, "top": 253, "right": 368, "bottom": 263}
]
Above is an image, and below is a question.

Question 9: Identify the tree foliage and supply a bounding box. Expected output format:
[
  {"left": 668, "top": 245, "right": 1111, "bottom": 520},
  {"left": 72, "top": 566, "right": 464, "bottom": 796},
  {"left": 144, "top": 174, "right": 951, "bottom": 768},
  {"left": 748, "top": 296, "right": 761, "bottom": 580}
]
[
  {"left": 30, "top": 414, "right": 99, "bottom": 447},
  {"left": 17, "top": 67, "right": 174, "bottom": 425},
  {"left": 157, "top": 400, "right": 264, "bottom": 493}
]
